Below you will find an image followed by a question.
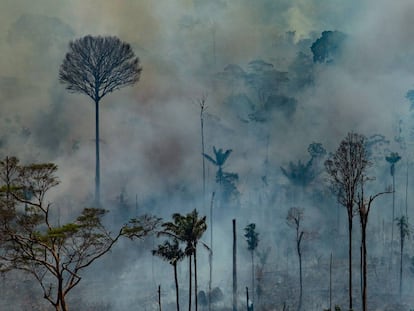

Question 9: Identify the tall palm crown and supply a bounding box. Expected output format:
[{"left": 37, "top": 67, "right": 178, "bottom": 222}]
[
  {"left": 161, "top": 209, "right": 207, "bottom": 255},
  {"left": 385, "top": 152, "right": 401, "bottom": 176},
  {"left": 152, "top": 239, "right": 185, "bottom": 266}
]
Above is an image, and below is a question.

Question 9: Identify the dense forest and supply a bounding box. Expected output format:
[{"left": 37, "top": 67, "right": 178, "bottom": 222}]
[{"left": 1, "top": 1, "right": 414, "bottom": 310}]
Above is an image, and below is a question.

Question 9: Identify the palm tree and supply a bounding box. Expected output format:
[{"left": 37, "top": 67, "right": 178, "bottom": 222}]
[
  {"left": 244, "top": 223, "right": 259, "bottom": 310},
  {"left": 152, "top": 239, "right": 185, "bottom": 311},
  {"left": 59, "top": 36, "right": 142, "bottom": 205},
  {"left": 203, "top": 146, "right": 232, "bottom": 185},
  {"left": 203, "top": 147, "right": 238, "bottom": 207},
  {"left": 395, "top": 216, "right": 410, "bottom": 297},
  {"left": 385, "top": 152, "right": 402, "bottom": 244},
  {"left": 161, "top": 210, "right": 207, "bottom": 311}
]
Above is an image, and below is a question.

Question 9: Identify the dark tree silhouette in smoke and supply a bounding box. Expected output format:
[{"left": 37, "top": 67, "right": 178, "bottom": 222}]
[
  {"left": 0, "top": 157, "right": 157, "bottom": 311},
  {"left": 325, "top": 133, "right": 368, "bottom": 311},
  {"left": 244, "top": 223, "right": 259, "bottom": 310},
  {"left": 152, "top": 239, "right": 185, "bottom": 311},
  {"left": 311, "top": 30, "right": 346, "bottom": 63},
  {"left": 160, "top": 209, "right": 207, "bottom": 311},
  {"left": 59, "top": 35, "right": 142, "bottom": 205},
  {"left": 385, "top": 152, "right": 401, "bottom": 244}
]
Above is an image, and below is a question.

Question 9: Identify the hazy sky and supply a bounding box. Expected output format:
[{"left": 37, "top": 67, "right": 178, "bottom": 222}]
[
  {"left": 1, "top": 0, "right": 414, "bottom": 205},
  {"left": 2, "top": 1, "right": 414, "bottom": 309}
]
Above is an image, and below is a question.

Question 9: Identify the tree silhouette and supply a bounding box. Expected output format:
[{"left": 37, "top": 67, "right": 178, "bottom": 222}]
[
  {"left": 356, "top": 178, "right": 390, "bottom": 311},
  {"left": 0, "top": 157, "right": 155, "bottom": 311},
  {"left": 281, "top": 142, "right": 326, "bottom": 194},
  {"left": 203, "top": 146, "right": 232, "bottom": 183},
  {"left": 395, "top": 216, "right": 410, "bottom": 297},
  {"left": 325, "top": 133, "right": 368, "bottom": 311},
  {"left": 152, "top": 239, "right": 185, "bottom": 311},
  {"left": 310, "top": 30, "right": 346, "bottom": 63},
  {"left": 244, "top": 223, "right": 259, "bottom": 310},
  {"left": 59, "top": 35, "right": 142, "bottom": 205},
  {"left": 385, "top": 152, "right": 402, "bottom": 243},
  {"left": 203, "top": 146, "right": 239, "bottom": 206},
  {"left": 287, "top": 207, "right": 307, "bottom": 311},
  {"left": 160, "top": 209, "right": 207, "bottom": 311}
]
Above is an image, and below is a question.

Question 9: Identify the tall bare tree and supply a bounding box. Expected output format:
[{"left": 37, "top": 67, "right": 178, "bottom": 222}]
[
  {"left": 356, "top": 178, "right": 390, "bottom": 311},
  {"left": 59, "top": 35, "right": 142, "bottom": 205},
  {"left": 325, "top": 132, "right": 368, "bottom": 311},
  {"left": 287, "top": 207, "right": 314, "bottom": 311},
  {"left": 0, "top": 157, "right": 157, "bottom": 311}
]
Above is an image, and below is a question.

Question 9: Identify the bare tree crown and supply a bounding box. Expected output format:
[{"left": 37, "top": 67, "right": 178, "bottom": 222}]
[
  {"left": 325, "top": 132, "right": 369, "bottom": 209},
  {"left": 59, "top": 35, "right": 142, "bottom": 102}
]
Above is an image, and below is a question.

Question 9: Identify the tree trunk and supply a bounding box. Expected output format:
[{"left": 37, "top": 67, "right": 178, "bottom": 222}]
[
  {"left": 201, "top": 108, "right": 205, "bottom": 202},
  {"left": 158, "top": 285, "right": 162, "bottom": 311},
  {"left": 251, "top": 251, "right": 255, "bottom": 310},
  {"left": 233, "top": 219, "right": 237, "bottom": 311},
  {"left": 362, "top": 222, "right": 367, "bottom": 311},
  {"left": 194, "top": 247, "right": 198, "bottom": 311},
  {"left": 95, "top": 99, "right": 100, "bottom": 206},
  {"left": 298, "top": 248, "right": 302, "bottom": 311},
  {"left": 209, "top": 193, "right": 214, "bottom": 311},
  {"left": 246, "top": 287, "right": 249, "bottom": 311},
  {"left": 174, "top": 263, "right": 180, "bottom": 311},
  {"left": 391, "top": 170, "right": 395, "bottom": 243},
  {"left": 189, "top": 255, "right": 192, "bottom": 311},
  {"left": 400, "top": 233, "right": 404, "bottom": 297},
  {"left": 405, "top": 160, "right": 409, "bottom": 218},
  {"left": 348, "top": 216, "right": 353, "bottom": 311},
  {"left": 58, "top": 275, "right": 68, "bottom": 311},
  {"left": 329, "top": 253, "right": 332, "bottom": 311}
]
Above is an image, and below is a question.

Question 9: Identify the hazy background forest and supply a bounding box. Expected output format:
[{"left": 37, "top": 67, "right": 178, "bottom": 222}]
[{"left": 1, "top": 0, "right": 414, "bottom": 310}]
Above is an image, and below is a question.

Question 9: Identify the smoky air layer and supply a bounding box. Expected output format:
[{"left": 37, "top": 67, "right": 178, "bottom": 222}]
[{"left": 1, "top": 0, "right": 414, "bottom": 310}]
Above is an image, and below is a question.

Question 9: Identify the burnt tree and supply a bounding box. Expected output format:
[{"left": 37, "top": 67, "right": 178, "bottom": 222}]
[{"left": 59, "top": 35, "right": 142, "bottom": 205}]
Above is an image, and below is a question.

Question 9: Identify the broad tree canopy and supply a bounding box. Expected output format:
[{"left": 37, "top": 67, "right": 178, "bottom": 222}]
[{"left": 59, "top": 35, "right": 142, "bottom": 103}]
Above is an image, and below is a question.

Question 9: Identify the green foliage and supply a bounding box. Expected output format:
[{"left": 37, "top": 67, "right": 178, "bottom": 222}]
[
  {"left": 122, "top": 214, "right": 161, "bottom": 239},
  {"left": 244, "top": 223, "right": 259, "bottom": 252},
  {"left": 0, "top": 156, "right": 152, "bottom": 311},
  {"left": 160, "top": 209, "right": 207, "bottom": 255},
  {"left": 311, "top": 30, "right": 346, "bottom": 63}
]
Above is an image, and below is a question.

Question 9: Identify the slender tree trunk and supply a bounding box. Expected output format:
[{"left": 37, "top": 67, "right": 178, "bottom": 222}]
[
  {"left": 246, "top": 287, "right": 249, "bottom": 311},
  {"left": 400, "top": 233, "right": 404, "bottom": 297},
  {"left": 174, "top": 264, "right": 180, "bottom": 311},
  {"left": 194, "top": 247, "right": 198, "bottom": 311},
  {"left": 298, "top": 248, "right": 302, "bottom": 311},
  {"left": 189, "top": 255, "right": 192, "bottom": 311},
  {"left": 348, "top": 216, "right": 353, "bottom": 311},
  {"left": 329, "top": 253, "right": 332, "bottom": 311},
  {"left": 251, "top": 251, "right": 255, "bottom": 310},
  {"left": 233, "top": 219, "right": 237, "bottom": 311},
  {"left": 58, "top": 275, "right": 68, "bottom": 311},
  {"left": 95, "top": 99, "right": 100, "bottom": 206},
  {"left": 405, "top": 160, "right": 409, "bottom": 218},
  {"left": 392, "top": 171, "right": 395, "bottom": 243},
  {"left": 201, "top": 107, "right": 205, "bottom": 202},
  {"left": 362, "top": 222, "right": 367, "bottom": 311},
  {"left": 209, "top": 192, "right": 215, "bottom": 311},
  {"left": 158, "top": 285, "right": 162, "bottom": 311}
]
